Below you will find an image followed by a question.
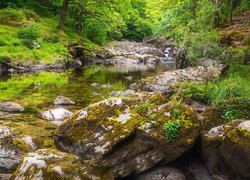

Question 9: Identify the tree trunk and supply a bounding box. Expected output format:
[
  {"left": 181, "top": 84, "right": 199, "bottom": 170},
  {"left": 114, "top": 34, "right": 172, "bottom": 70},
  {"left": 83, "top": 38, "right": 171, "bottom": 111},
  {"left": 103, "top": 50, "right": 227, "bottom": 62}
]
[
  {"left": 229, "top": 0, "right": 234, "bottom": 25},
  {"left": 59, "top": 0, "right": 70, "bottom": 30}
]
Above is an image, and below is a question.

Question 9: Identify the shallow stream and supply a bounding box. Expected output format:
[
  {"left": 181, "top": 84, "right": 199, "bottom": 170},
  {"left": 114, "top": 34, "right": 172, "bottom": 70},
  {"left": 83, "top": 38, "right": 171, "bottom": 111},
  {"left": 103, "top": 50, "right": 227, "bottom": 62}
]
[{"left": 0, "top": 63, "right": 175, "bottom": 149}]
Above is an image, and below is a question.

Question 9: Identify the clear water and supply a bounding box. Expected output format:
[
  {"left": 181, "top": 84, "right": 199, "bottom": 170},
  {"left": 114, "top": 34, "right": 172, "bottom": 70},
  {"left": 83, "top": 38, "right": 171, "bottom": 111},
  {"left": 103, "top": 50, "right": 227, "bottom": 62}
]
[{"left": 0, "top": 63, "right": 175, "bottom": 149}]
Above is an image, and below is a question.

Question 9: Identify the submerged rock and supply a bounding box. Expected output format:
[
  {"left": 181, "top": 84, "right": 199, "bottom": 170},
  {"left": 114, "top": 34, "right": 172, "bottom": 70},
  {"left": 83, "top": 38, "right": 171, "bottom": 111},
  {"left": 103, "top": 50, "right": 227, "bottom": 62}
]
[
  {"left": 54, "top": 92, "right": 200, "bottom": 178},
  {"left": 54, "top": 96, "right": 75, "bottom": 105},
  {"left": 136, "top": 167, "right": 186, "bottom": 180},
  {"left": 0, "top": 126, "right": 23, "bottom": 173},
  {"left": 130, "top": 66, "right": 223, "bottom": 94},
  {"left": 0, "top": 101, "right": 24, "bottom": 113},
  {"left": 40, "top": 108, "right": 73, "bottom": 125},
  {"left": 202, "top": 120, "right": 250, "bottom": 179}
]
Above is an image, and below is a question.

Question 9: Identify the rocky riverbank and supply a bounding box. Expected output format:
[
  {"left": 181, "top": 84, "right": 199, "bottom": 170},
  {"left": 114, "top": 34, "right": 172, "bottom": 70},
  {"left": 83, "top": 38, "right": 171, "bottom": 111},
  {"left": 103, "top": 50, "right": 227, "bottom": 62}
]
[{"left": 1, "top": 60, "right": 249, "bottom": 179}]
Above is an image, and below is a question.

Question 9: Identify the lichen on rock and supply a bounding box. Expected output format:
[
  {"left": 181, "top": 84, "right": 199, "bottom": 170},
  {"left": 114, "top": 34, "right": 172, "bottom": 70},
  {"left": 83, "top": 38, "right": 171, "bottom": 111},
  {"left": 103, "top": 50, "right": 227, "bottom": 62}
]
[{"left": 54, "top": 92, "right": 201, "bottom": 178}]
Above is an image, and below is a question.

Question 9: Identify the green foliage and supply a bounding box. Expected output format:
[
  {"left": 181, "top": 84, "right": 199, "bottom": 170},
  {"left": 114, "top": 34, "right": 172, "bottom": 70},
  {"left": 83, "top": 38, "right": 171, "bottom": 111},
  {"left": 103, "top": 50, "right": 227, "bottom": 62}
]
[
  {"left": 221, "top": 47, "right": 245, "bottom": 63},
  {"left": 175, "top": 72, "right": 250, "bottom": 105},
  {"left": 0, "top": 8, "right": 25, "bottom": 24},
  {"left": 137, "top": 103, "right": 151, "bottom": 112},
  {"left": 218, "top": 98, "right": 250, "bottom": 121},
  {"left": 164, "top": 120, "right": 181, "bottom": 143},
  {"left": 171, "top": 108, "right": 181, "bottom": 118},
  {"left": 17, "top": 25, "right": 39, "bottom": 40}
]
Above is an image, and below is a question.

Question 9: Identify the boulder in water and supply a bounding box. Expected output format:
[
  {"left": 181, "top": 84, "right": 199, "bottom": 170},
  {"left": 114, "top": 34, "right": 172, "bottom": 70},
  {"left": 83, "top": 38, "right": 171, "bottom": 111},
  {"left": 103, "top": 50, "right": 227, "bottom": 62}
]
[
  {"left": 54, "top": 96, "right": 75, "bottom": 105},
  {"left": 0, "top": 102, "right": 24, "bottom": 112},
  {"left": 40, "top": 108, "right": 73, "bottom": 125}
]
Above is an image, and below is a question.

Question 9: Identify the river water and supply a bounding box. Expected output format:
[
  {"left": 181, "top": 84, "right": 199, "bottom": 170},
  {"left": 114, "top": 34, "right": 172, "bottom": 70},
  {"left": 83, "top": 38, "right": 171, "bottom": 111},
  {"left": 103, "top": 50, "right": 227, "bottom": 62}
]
[{"left": 0, "top": 63, "right": 175, "bottom": 149}]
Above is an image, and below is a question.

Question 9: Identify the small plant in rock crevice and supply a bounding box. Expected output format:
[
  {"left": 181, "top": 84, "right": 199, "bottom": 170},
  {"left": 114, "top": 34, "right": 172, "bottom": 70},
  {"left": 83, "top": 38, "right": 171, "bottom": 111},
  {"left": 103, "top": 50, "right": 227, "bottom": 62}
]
[
  {"left": 137, "top": 103, "right": 151, "bottom": 112},
  {"left": 164, "top": 120, "right": 181, "bottom": 143}
]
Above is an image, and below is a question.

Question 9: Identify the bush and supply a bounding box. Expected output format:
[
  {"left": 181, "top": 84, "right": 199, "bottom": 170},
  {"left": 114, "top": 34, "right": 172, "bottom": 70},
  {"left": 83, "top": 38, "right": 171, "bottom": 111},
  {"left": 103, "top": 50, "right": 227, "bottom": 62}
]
[
  {"left": 220, "top": 47, "right": 245, "bottom": 63},
  {"left": 164, "top": 120, "right": 181, "bottom": 143},
  {"left": 17, "top": 25, "right": 39, "bottom": 40},
  {"left": 218, "top": 98, "right": 250, "bottom": 121},
  {"left": 175, "top": 73, "right": 249, "bottom": 105},
  {"left": 17, "top": 25, "right": 40, "bottom": 48},
  {"left": 0, "top": 8, "right": 25, "bottom": 24}
]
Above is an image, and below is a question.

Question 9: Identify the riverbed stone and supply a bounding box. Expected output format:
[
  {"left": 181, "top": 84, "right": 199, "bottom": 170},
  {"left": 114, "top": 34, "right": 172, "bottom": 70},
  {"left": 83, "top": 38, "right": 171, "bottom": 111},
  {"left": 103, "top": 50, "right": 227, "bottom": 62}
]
[
  {"left": 54, "top": 96, "right": 75, "bottom": 105},
  {"left": 201, "top": 120, "right": 250, "bottom": 179},
  {"left": 40, "top": 108, "right": 73, "bottom": 125},
  {"left": 0, "top": 126, "right": 23, "bottom": 173},
  {"left": 54, "top": 92, "right": 201, "bottom": 178},
  {"left": 0, "top": 101, "right": 24, "bottom": 112},
  {"left": 130, "top": 66, "right": 223, "bottom": 94}
]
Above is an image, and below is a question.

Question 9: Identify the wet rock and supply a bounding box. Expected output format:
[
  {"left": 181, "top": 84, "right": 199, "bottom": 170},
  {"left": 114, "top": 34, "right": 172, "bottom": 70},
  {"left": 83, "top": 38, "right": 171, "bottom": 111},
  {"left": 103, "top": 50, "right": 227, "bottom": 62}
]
[
  {"left": 125, "top": 76, "right": 133, "bottom": 81},
  {"left": 110, "top": 90, "right": 135, "bottom": 97},
  {"left": 0, "top": 126, "right": 23, "bottom": 173},
  {"left": 130, "top": 66, "right": 223, "bottom": 94},
  {"left": 136, "top": 167, "right": 186, "bottom": 180},
  {"left": 54, "top": 92, "right": 200, "bottom": 178},
  {"left": 184, "top": 100, "right": 209, "bottom": 114},
  {"left": 0, "top": 174, "right": 12, "bottom": 180},
  {"left": 187, "top": 161, "right": 212, "bottom": 180},
  {"left": 91, "top": 83, "right": 99, "bottom": 87},
  {"left": 11, "top": 149, "right": 97, "bottom": 180},
  {"left": 197, "top": 58, "right": 219, "bottom": 67},
  {"left": 220, "top": 120, "right": 250, "bottom": 178},
  {"left": 54, "top": 96, "right": 75, "bottom": 105},
  {"left": 22, "top": 136, "right": 37, "bottom": 150},
  {"left": 0, "top": 101, "right": 24, "bottom": 113},
  {"left": 40, "top": 108, "right": 73, "bottom": 125},
  {"left": 201, "top": 120, "right": 250, "bottom": 179},
  {"left": 101, "top": 84, "right": 113, "bottom": 89}
]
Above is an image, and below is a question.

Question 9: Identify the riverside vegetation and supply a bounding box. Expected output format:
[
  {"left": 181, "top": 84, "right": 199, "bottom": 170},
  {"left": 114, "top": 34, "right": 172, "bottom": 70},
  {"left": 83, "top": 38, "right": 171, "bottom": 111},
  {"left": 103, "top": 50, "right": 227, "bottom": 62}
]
[{"left": 0, "top": 0, "right": 250, "bottom": 180}]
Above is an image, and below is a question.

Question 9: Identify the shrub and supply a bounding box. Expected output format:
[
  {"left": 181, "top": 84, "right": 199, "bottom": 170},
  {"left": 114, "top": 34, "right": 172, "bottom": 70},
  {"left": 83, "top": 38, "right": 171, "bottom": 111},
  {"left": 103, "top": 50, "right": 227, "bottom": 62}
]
[
  {"left": 218, "top": 98, "right": 250, "bottom": 121},
  {"left": 175, "top": 73, "right": 249, "bottom": 105},
  {"left": 17, "top": 25, "right": 40, "bottom": 48},
  {"left": 220, "top": 47, "right": 245, "bottom": 63},
  {"left": 17, "top": 25, "right": 39, "bottom": 40},
  {"left": 164, "top": 120, "right": 181, "bottom": 143},
  {"left": 0, "top": 8, "right": 24, "bottom": 24}
]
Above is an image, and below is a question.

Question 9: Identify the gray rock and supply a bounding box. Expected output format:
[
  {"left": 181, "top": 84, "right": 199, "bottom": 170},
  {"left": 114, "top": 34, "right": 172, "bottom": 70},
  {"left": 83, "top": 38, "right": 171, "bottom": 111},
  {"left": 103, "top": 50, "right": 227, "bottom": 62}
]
[
  {"left": 54, "top": 92, "right": 201, "bottom": 178},
  {"left": 0, "top": 102, "right": 24, "bottom": 112},
  {"left": 136, "top": 167, "right": 186, "bottom": 180},
  {"left": 101, "top": 84, "right": 113, "bottom": 89},
  {"left": 130, "top": 66, "right": 223, "bottom": 94},
  {"left": 54, "top": 96, "right": 75, "bottom": 105},
  {"left": 237, "top": 120, "right": 250, "bottom": 132},
  {"left": 91, "top": 83, "right": 99, "bottom": 87},
  {"left": 125, "top": 76, "right": 133, "bottom": 81},
  {"left": 187, "top": 162, "right": 212, "bottom": 180},
  {"left": 0, "top": 126, "right": 22, "bottom": 173},
  {"left": 40, "top": 108, "right": 73, "bottom": 125}
]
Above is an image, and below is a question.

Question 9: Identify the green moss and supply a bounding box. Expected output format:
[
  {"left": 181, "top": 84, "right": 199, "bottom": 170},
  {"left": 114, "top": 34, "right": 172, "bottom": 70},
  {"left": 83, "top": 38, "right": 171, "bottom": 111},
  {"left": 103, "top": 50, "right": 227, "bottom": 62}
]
[{"left": 13, "top": 138, "right": 32, "bottom": 152}]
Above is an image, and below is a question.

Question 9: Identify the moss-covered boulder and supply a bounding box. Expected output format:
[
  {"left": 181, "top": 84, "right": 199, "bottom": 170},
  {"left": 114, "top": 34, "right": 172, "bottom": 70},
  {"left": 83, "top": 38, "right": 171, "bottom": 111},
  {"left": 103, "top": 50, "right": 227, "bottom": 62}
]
[
  {"left": 54, "top": 92, "right": 201, "bottom": 178},
  {"left": 202, "top": 120, "right": 250, "bottom": 179},
  {"left": 0, "top": 126, "right": 26, "bottom": 173},
  {"left": 11, "top": 149, "right": 112, "bottom": 180}
]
